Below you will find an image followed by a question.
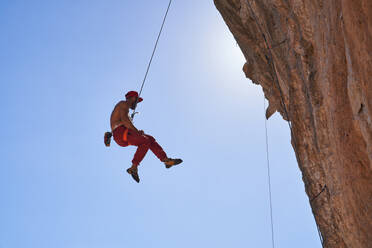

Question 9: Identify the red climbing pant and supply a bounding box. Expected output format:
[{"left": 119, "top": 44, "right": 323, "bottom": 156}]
[{"left": 112, "top": 125, "right": 167, "bottom": 167}]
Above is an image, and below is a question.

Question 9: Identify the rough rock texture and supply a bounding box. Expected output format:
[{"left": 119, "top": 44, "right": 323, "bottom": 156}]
[{"left": 214, "top": 1, "right": 372, "bottom": 247}]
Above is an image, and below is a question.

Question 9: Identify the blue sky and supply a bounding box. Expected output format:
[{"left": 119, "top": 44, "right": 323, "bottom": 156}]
[{"left": 0, "top": 1, "right": 321, "bottom": 247}]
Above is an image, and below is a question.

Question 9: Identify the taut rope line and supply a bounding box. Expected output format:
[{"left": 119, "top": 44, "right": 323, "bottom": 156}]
[
  {"left": 263, "top": 96, "right": 275, "bottom": 248},
  {"left": 131, "top": 0, "right": 173, "bottom": 120}
]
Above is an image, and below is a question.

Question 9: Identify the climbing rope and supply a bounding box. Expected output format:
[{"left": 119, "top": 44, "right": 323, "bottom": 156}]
[
  {"left": 131, "top": 0, "right": 173, "bottom": 120},
  {"left": 244, "top": 0, "right": 324, "bottom": 247},
  {"left": 263, "top": 96, "right": 275, "bottom": 248}
]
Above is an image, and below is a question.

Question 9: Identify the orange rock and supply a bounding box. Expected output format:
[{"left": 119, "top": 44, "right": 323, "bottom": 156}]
[{"left": 215, "top": 0, "right": 372, "bottom": 247}]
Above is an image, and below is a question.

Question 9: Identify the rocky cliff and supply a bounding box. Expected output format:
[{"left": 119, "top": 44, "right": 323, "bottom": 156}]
[{"left": 214, "top": 0, "right": 372, "bottom": 247}]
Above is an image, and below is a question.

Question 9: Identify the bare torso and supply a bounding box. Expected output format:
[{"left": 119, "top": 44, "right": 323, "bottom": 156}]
[{"left": 110, "top": 101, "right": 130, "bottom": 130}]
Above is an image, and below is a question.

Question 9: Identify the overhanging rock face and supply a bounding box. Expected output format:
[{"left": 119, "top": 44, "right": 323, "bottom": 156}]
[{"left": 214, "top": 1, "right": 372, "bottom": 247}]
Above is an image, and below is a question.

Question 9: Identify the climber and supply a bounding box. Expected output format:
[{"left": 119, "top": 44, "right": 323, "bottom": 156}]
[{"left": 104, "top": 91, "right": 183, "bottom": 183}]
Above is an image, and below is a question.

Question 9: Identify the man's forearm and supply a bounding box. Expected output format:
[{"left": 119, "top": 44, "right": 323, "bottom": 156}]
[{"left": 123, "top": 120, "right": 139, "bottom": 132}]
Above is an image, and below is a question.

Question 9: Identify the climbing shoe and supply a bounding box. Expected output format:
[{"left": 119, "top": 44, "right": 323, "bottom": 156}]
[
  {"left": 104, "top": 132, "right": 112, "bottom": 147},
  {"left": 126, "top": 167, "right": 140, "bottom": 183},
  {"left": 164, "top": 158, "right": 183, "bottom": 169}
]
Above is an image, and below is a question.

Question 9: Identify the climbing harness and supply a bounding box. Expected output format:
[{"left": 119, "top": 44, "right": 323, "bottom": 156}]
[
  {"left": 245, "top": 0, "right": 324, "bottom": 247},
  {"left": 131, "top": 0, "right": 173, "bottom": 120},
  {"left": 123, "top": 128, "right": 131, "bottom": 145}
]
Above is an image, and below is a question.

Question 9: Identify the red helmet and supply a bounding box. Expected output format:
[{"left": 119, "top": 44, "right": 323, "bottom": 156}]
[{"left": 125, "top": 91, "right": 143, "bottom": 102}]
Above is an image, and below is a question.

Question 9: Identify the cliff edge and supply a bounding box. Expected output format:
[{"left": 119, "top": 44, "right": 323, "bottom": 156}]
[{"left": 214, "top": 1, "right": 372, "bottom": 247}]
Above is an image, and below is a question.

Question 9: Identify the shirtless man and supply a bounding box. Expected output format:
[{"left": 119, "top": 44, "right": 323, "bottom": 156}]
[{"left": 106, "top": 91, "right": 182, "bottom": 183}]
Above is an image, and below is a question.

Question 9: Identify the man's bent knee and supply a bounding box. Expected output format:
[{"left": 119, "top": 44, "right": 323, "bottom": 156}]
[{"left": 144, "top": 135, "right": 156, "bottom": 143}]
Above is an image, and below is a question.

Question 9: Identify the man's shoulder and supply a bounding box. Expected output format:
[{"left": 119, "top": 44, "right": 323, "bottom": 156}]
[{"left": 116, "top": 100, "right": 128, "bottom": 108}]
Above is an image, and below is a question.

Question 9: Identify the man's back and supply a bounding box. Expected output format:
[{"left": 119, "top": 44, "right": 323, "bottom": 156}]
[{"left": 110, "top": 101, "right": 129, "bottom": 130}]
